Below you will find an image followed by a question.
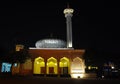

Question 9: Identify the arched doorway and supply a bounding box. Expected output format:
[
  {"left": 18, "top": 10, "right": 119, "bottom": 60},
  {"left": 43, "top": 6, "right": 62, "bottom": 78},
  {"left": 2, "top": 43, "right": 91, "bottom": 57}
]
[
  {"left": 46, "top": 57, "right": 57, "bottom": 74},
  {"left": 71, "top": 57, "right": 85, "bottom": 78},
  {"left": 71, "top": 57, "right": 85, "bottom": 72},
  {"left": 23, "top": 58, "right": 32, "bottom": 70},
  {"left": 59, "top": 57, "right": 70, "bottom": 74},
  {"left": 33, "top": 57, "right": 45, "bottom": 74}
]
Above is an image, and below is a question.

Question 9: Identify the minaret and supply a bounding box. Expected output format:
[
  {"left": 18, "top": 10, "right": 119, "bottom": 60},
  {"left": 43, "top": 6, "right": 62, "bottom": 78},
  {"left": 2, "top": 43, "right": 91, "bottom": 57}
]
[{"left": 63, "top": 5, "right": 74, "bottom": 48}]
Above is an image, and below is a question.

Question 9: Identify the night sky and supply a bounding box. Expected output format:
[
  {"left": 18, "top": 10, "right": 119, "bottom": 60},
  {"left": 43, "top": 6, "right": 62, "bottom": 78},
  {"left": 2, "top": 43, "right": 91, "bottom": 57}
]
[{"left": 0, "top": 0, "right": 120, "bottom": 62}]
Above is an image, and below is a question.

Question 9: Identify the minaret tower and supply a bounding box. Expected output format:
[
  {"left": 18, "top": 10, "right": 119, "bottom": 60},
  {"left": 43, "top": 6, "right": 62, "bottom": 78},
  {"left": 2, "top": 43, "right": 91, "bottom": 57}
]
[{"left": 63, "top": 5, "right": 74, "bottom": 48}]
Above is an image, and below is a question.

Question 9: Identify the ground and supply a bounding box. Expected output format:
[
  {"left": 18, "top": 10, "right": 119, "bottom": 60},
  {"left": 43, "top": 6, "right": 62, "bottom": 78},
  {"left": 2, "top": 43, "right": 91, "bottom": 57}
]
[{"left": 0, "top": 76, "right": 120, "bottom": 84}]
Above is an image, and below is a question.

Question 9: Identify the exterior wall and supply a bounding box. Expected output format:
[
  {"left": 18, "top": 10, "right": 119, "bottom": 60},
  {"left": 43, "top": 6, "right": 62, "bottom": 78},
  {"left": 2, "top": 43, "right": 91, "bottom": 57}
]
[
  {"left": 12, "top": 63, "right": 20, "bottom": 75},
  {"left": 29, "top": 49, "right": 85, "bottom": 60},
  {"left": 18, "top": 49, "right": 85, "bottom": 78}
]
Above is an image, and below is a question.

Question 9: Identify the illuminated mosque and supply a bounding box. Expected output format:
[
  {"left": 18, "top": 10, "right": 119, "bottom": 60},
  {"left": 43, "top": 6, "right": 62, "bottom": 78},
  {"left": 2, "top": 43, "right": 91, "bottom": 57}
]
[{"left": 1, "top": 6, "right": 86, "bottom": 78}]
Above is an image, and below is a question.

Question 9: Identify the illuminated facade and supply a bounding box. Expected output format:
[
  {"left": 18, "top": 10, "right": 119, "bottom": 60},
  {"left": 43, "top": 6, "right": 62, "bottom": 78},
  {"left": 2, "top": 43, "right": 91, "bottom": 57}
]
[
  {"left": 2, "top": 6, "right": 86, "bottom": 78},
  {"left": 28, "top": 48, "right": 85, "bottom": 78}
]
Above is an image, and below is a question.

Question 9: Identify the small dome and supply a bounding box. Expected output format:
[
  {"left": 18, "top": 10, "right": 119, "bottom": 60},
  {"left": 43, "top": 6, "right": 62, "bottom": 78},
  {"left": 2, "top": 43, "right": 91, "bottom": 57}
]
[{"left": 35, "top": 39, "right": 66, "bottom": 48}]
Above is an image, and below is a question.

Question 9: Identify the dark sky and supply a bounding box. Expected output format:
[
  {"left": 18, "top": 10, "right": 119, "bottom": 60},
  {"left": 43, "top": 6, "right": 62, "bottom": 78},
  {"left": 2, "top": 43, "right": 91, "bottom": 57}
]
[{"left": 0, "top": 0, "right": 120, "bottom": 60}]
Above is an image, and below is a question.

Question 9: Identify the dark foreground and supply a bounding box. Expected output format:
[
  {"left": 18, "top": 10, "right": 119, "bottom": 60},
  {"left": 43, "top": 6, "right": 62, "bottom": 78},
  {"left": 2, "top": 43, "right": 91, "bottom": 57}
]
[{"left": 0, "top": 76, "right": 120, "bottom": 84}]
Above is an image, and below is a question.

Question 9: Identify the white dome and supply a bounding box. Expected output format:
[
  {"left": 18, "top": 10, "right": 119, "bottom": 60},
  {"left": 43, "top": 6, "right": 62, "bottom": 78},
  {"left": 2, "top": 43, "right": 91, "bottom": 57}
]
[{"left": 35, "top": 39, "right": 66, "bottom": 48}]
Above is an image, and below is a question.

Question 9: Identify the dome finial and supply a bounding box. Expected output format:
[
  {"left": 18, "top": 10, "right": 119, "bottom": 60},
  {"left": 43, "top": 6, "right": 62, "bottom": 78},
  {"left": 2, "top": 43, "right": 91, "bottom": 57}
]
[
  {"left": 67, "top": 3, "right": 70, "bottom": 8},
  {"left": 50, "top": 33, "right": 53, "bottom": 38}
]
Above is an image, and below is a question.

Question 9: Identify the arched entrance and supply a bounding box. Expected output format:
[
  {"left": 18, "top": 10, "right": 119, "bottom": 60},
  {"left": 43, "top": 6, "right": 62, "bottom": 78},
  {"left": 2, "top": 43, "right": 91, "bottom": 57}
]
[
  {"left": 59, "top": 57, "right": 70, "bottom": 74},
  {"left": 71, "top": 57, "right": 84, "bottom": 70},
  {"left": 23, "top": 59, "right": 32, "bottom": 70},
  {"left": 71, "top": 57, "right": 85, "bottom": 78},
  {"left": 46, "top": 57, "right": 57, "bottom": 74},
  {"left": 33, "top": 57, "right": 45, "bottom": 74}
]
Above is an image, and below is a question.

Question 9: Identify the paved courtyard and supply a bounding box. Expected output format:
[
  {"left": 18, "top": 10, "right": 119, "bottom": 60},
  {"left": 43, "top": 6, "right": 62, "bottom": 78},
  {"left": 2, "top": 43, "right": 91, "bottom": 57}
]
[{"left": 0, "top": 76, "right": 120, "bottom": 84}]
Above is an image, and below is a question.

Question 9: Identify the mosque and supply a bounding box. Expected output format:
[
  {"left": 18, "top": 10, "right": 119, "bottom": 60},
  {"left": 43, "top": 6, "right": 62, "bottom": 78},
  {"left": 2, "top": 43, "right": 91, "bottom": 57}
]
[{"left": 1, "top": 6, "right": 86, "bottom": 78}]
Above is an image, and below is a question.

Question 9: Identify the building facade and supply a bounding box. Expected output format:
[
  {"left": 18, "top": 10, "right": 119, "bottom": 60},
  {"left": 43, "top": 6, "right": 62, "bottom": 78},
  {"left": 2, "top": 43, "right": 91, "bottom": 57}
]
[{"left": 29, "top": 48, "right": 85, "bottom": 78}]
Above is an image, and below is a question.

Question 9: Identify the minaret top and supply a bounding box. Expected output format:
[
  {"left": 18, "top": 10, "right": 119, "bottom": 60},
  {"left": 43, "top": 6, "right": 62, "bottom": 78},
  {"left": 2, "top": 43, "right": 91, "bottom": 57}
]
[{"left": 63, "top": 4, "right": 74, "bottom": 14}]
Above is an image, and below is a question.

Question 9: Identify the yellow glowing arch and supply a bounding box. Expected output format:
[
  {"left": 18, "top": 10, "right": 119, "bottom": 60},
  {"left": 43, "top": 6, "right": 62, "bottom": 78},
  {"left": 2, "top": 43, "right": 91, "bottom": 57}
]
[
  {"left": 46, "top": 57, "right": 57, "bottom": 74},
  {"left": 33, "top": 57, "right": 45, "bottom": 74},
  {"left": 59, "top": 57, "right": 70, "bottom": 74}
]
